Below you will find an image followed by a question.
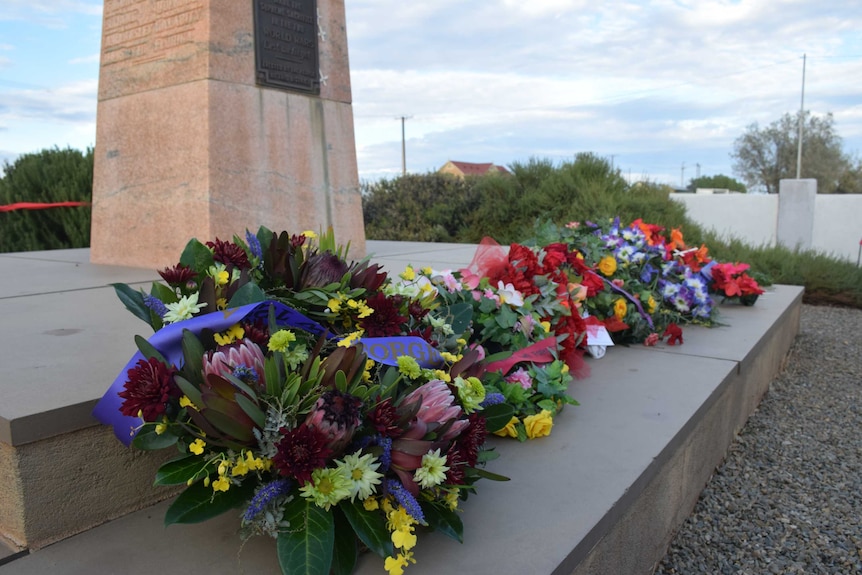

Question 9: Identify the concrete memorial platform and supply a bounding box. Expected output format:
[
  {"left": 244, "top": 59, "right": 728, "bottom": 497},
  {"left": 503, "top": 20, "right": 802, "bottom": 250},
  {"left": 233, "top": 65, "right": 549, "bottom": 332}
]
[{"left": 0, "top": 241, "right": 802, "bottom": 574}]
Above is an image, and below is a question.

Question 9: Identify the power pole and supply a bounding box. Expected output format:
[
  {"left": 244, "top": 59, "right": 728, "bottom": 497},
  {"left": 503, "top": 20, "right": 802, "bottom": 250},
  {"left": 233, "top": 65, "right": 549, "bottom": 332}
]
[
  {"left": 396, "top": 115, "right": 412, "bottom": 175},
  {"left": 680, "top": 162, "right": 686, "bottom": 188},
  {"left": 609, "top": 154, "right": 617, "bottom": 172},
  {"left": 696, "top": 163, "right": 701, "bottom": 179},
  {"left": 796, "top": 54, "right": 806, "bottom": 179}
]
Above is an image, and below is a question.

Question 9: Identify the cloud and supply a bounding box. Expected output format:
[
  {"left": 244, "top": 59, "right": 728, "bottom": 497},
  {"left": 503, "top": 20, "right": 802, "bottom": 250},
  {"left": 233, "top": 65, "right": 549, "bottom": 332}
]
[
  {"left": 0, "top": 79, "right": 97, "bottom": 125},
  {"left": 0, "top": 0, "right": 101, "bottom": 27}
]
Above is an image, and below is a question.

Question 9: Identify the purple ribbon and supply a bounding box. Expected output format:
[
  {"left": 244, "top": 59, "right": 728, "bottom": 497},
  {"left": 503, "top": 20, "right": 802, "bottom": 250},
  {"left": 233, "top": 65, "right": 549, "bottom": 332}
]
[
  {"left": 593, "top": 272, "right": 655, "bottom": 329},
  {"left": 93, "top": 301, "right": 328, "bottom": 445},
  {"left": 94, "top": 300, "right": 445, "bottom": 445}
]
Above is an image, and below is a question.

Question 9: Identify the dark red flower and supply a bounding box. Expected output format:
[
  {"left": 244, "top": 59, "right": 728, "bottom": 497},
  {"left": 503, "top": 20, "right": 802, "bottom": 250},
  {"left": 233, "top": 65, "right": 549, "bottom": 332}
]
[
  {"left": 453, "top": 413, "right": 486, "bottom": 467},
  {"left": 207, "top": 238, "right": 251, "bottom": 269},
  {"left": 367, "top": 397, "right": 405, "bottom": 439},
  {"left": 359, "top": 292, "right": 408, "bottom": 337},
  {"left": 407, "top": 301, "right": 429, "bottom": 322},
  {"left": 444, "top": 446, "right": 466, "bottom": 485},
  {"left": 118, "top": 357, "right": 180, "bottom": 421},
  {"left": 240, "top": 319, "right": 270, "bottom": 348},
  {"left": 158, "top": 264, "right": 197, "bottom": 288},
  {"left": 272, "top": 424, "right": 332, "bottom": 485}
]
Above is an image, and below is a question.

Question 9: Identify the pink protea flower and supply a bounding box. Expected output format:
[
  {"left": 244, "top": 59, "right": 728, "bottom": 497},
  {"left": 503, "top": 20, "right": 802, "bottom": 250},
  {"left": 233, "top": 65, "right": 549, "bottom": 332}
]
[
  {"left": 304, "top": 389, "right": 363, "bottom": 456},
  {"left": 202, "top": 338, "right": 266, "bottom": 388}
]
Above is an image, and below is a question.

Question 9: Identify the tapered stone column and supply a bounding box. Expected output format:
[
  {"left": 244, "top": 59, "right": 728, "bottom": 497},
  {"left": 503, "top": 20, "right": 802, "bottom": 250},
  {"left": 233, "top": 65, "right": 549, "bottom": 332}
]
[{"left": 90, "top": 0, "right": 365, "bottom": 269}]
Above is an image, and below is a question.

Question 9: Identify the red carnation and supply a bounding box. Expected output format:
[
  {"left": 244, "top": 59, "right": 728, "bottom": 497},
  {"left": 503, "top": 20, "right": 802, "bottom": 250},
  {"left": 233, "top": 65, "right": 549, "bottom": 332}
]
[{"left": 118, "top": 357, "right": 180, "bottom": 421}]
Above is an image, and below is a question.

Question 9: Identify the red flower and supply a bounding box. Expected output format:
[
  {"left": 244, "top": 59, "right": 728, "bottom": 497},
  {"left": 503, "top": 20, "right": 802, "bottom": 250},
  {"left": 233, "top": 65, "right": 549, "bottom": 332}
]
[
  {"left": 644, "top": 333, "right": 660, "bottom": 346},
  {"left": 118, "top": 357, "right": 180, "bottom": 421},
  {"left": 207, "top": 238, "right": 251, "bottom": 269},
  {"left": 541, "top": 243, "right": 569, "bottom": 274},
  {"left": 158, "top": 264, "right": 197, "bottom": 288},
  {"left": 359, "top": 292, "right": 408, "bottom": 337},
  {"left": 367, "top": 397, "right": 405, "bottom": 439},
  {"left": 663, "top": 323, "right": 684, "bottom": 345},
  {"left": 273, "top": 424, "right": 333, "bottom": 485},
  {"left": 453, "top": 413, "right": 486, "bottom": 467}
]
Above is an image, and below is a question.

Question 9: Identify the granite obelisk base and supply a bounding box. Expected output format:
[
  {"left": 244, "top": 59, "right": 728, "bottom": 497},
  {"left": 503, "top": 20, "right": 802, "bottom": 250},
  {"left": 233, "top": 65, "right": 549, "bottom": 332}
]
[{"left": 90, "top": 0, "right": 365, "bottom": 269}]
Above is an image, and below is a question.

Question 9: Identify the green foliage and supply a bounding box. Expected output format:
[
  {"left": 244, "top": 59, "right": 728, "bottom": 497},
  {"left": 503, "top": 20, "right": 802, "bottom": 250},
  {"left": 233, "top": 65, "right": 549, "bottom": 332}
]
[
  {"left": 687, "top": 174, "right": 747, "bottom": 193},
  {"left": 731, "top": 111, "right": 854, "bottom": 194},
  {"left": 363, "top": 154, "right": 693, "bottom": 245},
  {"left": 0, "top": 146, "right": 93, "bottom": 253}
]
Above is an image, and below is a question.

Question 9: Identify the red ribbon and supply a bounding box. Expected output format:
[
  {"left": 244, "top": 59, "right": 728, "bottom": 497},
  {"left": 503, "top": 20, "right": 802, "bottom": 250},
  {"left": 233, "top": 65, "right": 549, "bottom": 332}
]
[
  {"left": 484, "top": 337, "right": 557, "bottom": 374},
  {"left": 0, "top": 201, "right": 90, "bottom": 213}
]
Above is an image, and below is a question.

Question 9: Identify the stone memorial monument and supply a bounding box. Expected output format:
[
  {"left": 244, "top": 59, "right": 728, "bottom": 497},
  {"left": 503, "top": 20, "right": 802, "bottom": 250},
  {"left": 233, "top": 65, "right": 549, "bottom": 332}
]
[{"left": 90, "top": 0, "right": 365, "bottom": 269}]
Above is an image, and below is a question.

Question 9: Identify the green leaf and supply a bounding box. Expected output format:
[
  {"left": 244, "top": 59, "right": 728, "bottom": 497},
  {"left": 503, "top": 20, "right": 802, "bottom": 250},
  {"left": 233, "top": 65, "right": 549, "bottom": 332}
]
[
  {"left": 235, "top": 393, "right": 266, "bottom": 429},
  {"left": 228, "top": 282, "right": 266, "bottom": 307},
  {"left": 340, "top": 500, "right": 394, "bottom": 558},
  {"left": 334, "top": 370, "right": 348, "bottom": 394},
  {"left": 331, "top": 509, "right": 358, "bottom": 575},
  {"left": 421, "top": 503, "right": 464, "bottom": 543},
  {"left": 155, "top": 455, "right": 209, "bottom": 486},
  {"left": 179, "top": 238, "right": 214, "bottom": 271},
  {"left": 150, "top": 281, "right": 178, "bottom": 305},
  {"left": 180, "top": 330, "right": 205, "bottom": 387},
  {"left": 164, "top": 479, "right": 256, "bottom": 525},
  {"left": 112, "top": 283, "right": 155, "bottom": 329},
  {"left": 131, "top": 425, "right": 179, "bottom": 450},
  {"left": 480, "top": 403, "right": 515, "bottom": 433},
  {"left": 277, "top": 497, "right": 335, "bottom": 575},
  {"left": 445, "top": 302, "right": 475, "bottom": 334},
  {"left": 468, "top": 467, "right": 510, "bottom": 482},
  {"left": 134, "top": 335, "right": 168, "bottom": 365}
]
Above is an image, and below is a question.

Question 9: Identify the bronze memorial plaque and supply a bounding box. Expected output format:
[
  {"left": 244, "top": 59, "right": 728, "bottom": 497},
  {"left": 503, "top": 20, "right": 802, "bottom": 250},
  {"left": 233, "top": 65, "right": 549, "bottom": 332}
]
[{"left": 254, "top": 0, "right": 319, "bottom": 94}]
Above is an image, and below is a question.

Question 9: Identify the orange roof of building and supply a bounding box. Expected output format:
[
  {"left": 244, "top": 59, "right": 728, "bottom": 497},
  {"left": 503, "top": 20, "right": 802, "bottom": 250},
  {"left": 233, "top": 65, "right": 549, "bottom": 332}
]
[{"left": 446, "top": 161, "right": 510, "bottom": 175}]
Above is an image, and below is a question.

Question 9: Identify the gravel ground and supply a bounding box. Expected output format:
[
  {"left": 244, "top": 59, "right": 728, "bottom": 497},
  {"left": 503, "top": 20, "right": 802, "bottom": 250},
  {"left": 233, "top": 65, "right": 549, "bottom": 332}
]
[{"left": 655, "top": 304, "right": 862, "bottom": 575}]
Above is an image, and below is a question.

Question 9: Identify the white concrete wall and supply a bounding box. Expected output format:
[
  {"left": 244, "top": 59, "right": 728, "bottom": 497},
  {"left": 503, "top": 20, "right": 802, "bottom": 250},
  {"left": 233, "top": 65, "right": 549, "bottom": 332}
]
[
  {"left": 670, "top": 192, "right": 862, "bottom": 262},
  {"left": 669, "top": 194, "right": 778, "bottom": 248},
  {"left": 813, "top": 195, "right": 862, "bottom": 261}
]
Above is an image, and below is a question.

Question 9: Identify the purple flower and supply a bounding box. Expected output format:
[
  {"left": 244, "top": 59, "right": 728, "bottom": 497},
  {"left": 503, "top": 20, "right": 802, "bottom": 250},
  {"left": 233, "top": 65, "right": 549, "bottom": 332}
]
[
  {"left": 243, "top": 479, "right": 292, "bottom": 521},
  {"left": 640, "top": 264, "right": 658, "bottom": 284},
  {"left": 480, "top": 392, "right": 506, "bottom": 407},
  {"left": 245, "top": 230, "right": 263, "bottom": 268},
  {"left": 386, "top": 479, "right": 426, "bottom": 524},
  {"left": 143, "top": 294, "right": 169, "bottom": 319}
]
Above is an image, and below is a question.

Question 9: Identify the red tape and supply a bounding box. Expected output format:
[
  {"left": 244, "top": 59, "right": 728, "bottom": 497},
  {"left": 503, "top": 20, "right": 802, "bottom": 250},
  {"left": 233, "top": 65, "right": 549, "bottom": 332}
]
[{"left": 0, "top": 201, "right": 90, "bottom": 213}]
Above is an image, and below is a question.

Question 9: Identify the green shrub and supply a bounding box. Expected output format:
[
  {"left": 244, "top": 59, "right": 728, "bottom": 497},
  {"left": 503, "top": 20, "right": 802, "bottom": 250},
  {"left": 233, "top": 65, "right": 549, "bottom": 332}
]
[{"left": 0, "top": 147, "right": 93, "bottom": 252}]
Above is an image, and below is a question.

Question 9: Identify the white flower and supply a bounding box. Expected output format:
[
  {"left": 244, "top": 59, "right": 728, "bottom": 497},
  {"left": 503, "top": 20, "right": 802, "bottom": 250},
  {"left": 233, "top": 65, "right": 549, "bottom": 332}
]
[
  {"left": 163, "top": 293, "right": 206, "bottom": 323},
  {"left": 336, "top": 452, "right": 383, "bottom": 501},
  {"left": 414, "top": 449, "right": 449, "bottom": 489},
  {"left": 496, "top": 281, "right": 524, "bottom": 307}
]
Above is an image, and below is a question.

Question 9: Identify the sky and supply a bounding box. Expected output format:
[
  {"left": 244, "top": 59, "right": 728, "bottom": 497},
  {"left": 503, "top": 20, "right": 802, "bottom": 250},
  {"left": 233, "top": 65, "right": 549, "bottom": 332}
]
[{"left": 1, "top": 0, "right": 861, "bottom": 188}]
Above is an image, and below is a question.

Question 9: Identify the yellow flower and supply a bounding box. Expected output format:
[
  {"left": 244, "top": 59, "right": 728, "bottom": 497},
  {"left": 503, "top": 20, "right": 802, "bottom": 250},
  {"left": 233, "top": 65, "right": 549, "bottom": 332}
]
[
  {"left": 214, "top": 323, "right": 244, "bottom": 346},
  {"left": 523, "top": 410, "right": 554, "bottom": 439},
  {"left": 614, "top": 298, "right": 628, "bottom": 321},
  {"left": 328, "top": 297, "right": 342, "bottom": 312},
  {"left": 392, "top": 528, "right": 417, "bottom": 550},
  {"left": 647, "top": 295, "right": 657, "bottom": 314},
  {"left": 154, "top": 421, "right": 168, "bottom": 435},
  {"left": 189, "top": 438, "right": 206, "bottom": 455},
  {"left": 179, "top": 395, "right": 197, "bottom": 410},
  {"left": 212, "top": 476, "right": 230, "bottom": 492},
  {"left": 493, "top": 416, "right": 520, "bottom": 438},
  {"left": 440, "top": 351, "right": 462, "bottom": 363},
  {"left": 216, "top": 297, "right": 228, "bottom": 311},
  {"left": 231, "top": 456, "right": 249, "bottom": 477},
  {"left": 598, "top": 255, "right": 618, "bottom": 277},
  {"left": 540, "top": 320, "right": 551, "bottom": 333},
  {"left": 302, "top": 230, "right": 318, "bottom": 239},
  {"left": 363, "top": 497, "right": 379, "bottom": 511},
  {"left": 357, "top": 302, "right": 374, "bottom": 319},
  {"left": 400, "top": 266, "right": 416, "bottom": 281},
  {"left": 434, "top": 369, "right": 451, "bottom": 382},
  {"left": 337, "top": 330, "right": 363, "bottom": 348},
  {"left": 384, "top": 554, "right": 409, "bottom": 575},
  {"left": 444, "top": 489, "right": 460, "bottom": 510}
]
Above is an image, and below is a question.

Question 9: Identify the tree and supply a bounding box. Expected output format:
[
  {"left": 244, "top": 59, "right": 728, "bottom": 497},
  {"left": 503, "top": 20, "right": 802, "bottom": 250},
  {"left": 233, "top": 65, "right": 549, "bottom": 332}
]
[
  {"left": 687, "top": 174, "right": 747, "bottom": 193},
  {"left": 731, "top": 111, "right": 851, "bottom": 194},
  {"left": 0, "top": 147, "right": 93, "bottom": 252}
]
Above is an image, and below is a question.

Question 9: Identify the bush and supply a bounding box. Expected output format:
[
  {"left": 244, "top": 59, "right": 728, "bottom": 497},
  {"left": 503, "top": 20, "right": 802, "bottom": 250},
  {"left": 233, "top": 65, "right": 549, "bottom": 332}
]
[{"left": 0, "top": 147, "right": 93, "bottom": 252}]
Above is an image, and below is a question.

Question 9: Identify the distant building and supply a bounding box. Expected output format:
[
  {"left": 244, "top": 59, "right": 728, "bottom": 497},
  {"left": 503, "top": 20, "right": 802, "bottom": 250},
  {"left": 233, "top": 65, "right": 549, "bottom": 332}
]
[{"left": 438, "top": 160, "right": 511, "bottom": 179}]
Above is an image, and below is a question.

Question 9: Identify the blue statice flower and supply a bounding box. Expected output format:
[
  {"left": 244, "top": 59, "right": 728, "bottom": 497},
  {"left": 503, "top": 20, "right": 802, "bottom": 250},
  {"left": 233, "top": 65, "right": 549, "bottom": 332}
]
[
  {"left": 245, "top": 230, "right": 263, "bottom": 269},
  {"left": 243, "top": 478, "right": 292, "bottom": 522},
  {"left": 480, "top": 392, "right": 506, "bottom": 407},
  {"left": 143, "top": 294, "right": 169, "bottom": 319},
  {"left": 386, "top": 479, "right": 426, "bottom": 524},
  {"left": 378, "top": 436, "right": 392, "bottom": 471},
  {"left": 232, "top": 364, "right": 260, "bottom": 385}
]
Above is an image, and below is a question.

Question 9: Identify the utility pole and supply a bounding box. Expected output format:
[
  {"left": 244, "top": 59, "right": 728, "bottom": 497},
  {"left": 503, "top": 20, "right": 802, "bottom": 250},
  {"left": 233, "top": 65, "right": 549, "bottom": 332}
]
[
  {"left": 680, "top": 162, "right": 685, "bottom": 188},
  {"left": 609, "top": 154, "right": 617, "bottom": 172},
  {"left": 396, "top": 115, "right": 412, "bottom": 176},
  {"left": 696, "top": 163, "right": 701, "bottom": 179},
  {"left": 796, "top": 54, "right": 806, "bottom": 179}
]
